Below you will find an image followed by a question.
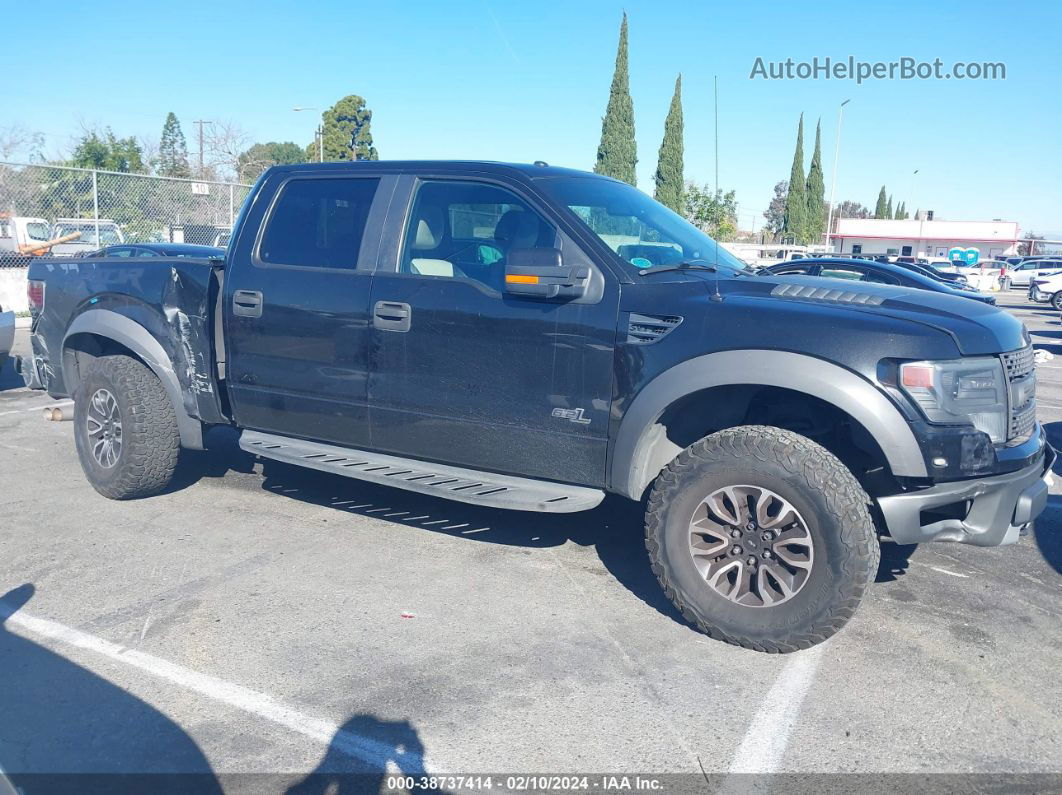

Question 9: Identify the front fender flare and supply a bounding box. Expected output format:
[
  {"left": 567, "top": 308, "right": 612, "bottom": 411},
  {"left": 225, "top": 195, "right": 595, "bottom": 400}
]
[
  {"left": 609, "top": 349, "right": 927, "bottom": 499},
  {"left": 62, "top": 309, "right": 203, "bottom": 450}
]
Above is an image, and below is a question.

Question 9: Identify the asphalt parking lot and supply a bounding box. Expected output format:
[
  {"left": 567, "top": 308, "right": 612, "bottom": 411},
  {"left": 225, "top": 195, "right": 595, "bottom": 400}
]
[{"left": 0, "top": 292, "right": 1060, "bottom": 793}]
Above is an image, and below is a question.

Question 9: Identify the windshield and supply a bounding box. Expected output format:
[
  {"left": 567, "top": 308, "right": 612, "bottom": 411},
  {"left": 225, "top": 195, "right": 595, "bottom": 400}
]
[
  {"left": 25, "top": 222, "right": 50, "bottom": 241},
  {"left": 537, "top": 176, "right": 749, "bottom": 277},
  {"left": 56, "top": 224, "right": 122, "bottom": 246}
]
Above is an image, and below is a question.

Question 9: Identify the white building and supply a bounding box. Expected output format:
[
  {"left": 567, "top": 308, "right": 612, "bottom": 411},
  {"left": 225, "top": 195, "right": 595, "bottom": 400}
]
[{"left": 831, "top": 218, "right": 1020, "bottom": 261}]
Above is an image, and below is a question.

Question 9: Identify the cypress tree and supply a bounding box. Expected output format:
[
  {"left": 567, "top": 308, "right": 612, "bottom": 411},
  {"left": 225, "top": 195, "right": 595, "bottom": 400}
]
[
  {"left": 804, "top": 118, "right": 825, "bottom": 246},
  {"left": 874, "top": 186, "right": 888, "bottom": 218},
  {"left": 782, "top": 114, "right": 806, "bottom": 244},
  {"left": 594, "top": 13, "right": 637, "bottom": 185},
  {"left": 886, "top": 194, "right": 894, "bottom": 219},
  {"left": 896, "top": 201, "right": 906, "bottom": 220},
  {"left": 158, "top": 112, "right": 190, "bottom": 178},
  {"left": 653, "top": 75, "right": 684, "bottom": 213}
]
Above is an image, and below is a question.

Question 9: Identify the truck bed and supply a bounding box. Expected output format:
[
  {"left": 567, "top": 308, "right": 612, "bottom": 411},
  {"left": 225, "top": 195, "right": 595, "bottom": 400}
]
[{"left": 26, "top": 256, "right": 228, "bottom": 428}]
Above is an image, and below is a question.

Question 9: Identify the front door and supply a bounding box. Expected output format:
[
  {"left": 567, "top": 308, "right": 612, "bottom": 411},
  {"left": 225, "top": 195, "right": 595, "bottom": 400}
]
[
  {"left": 367, "top": 178, "right": 619, "bottom": 486},
  {"left": 224, "top": 172, "right": 391, "bottom": 448}
]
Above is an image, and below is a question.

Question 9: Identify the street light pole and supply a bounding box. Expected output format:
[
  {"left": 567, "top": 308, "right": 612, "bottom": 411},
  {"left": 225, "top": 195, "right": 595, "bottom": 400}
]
[
  {"left": 824, "top": 98, "right": 850, "bottom": 254},
  {"left": 293, "top": 107, "right": 323, "bottom": 163}
]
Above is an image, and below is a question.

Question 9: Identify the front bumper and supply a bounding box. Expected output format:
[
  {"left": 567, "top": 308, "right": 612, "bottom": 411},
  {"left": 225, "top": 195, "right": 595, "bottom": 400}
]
[{"left": 878, "top": 443, "right": 1054, "bottom": 546}]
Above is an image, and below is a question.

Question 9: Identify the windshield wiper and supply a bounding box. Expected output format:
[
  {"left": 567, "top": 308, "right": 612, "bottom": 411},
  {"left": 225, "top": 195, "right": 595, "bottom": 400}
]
[{"left": 637, "top": 262, "right": 718, "bottom": 277}]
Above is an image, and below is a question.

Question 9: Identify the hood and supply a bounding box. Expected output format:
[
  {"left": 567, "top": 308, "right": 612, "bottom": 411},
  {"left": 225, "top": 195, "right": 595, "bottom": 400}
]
[{"left": 718, "top": 274, "right": 1025, "bottom": 355}]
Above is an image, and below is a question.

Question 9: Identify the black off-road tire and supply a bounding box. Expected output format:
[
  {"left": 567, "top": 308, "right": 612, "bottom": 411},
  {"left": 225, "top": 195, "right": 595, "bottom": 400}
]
[
  {"left": 645, "top": 425, "right": 879, "bottom": 653},
  {"left": 74, "top": 354, "right": 180, "bottom": 500}
]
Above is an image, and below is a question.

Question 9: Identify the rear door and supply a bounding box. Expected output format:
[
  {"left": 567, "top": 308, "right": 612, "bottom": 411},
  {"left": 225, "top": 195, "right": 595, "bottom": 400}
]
[
  {"left": 223, "top": 170, "right": 395, "bottom": 448},
  {"left": 366, "top": 175, "right": 619, "bottom": 486}
]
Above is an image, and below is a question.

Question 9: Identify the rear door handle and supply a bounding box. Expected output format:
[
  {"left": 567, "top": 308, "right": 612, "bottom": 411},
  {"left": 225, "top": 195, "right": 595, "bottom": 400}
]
[
  {"left": 373, "top": 300, "right": 411, "bottom": 332},
  {"left": 232, "top": 290, "right": 263, "bottom": 318}
]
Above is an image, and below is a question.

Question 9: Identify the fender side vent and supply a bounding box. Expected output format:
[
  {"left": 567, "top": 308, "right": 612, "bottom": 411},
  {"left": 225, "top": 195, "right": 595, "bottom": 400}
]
[
  {"left": 770, "top": 283, "right": 885, "bottom": 306},
  {"left": 627, "top": 313, "right": 683, "bottom": 344}
]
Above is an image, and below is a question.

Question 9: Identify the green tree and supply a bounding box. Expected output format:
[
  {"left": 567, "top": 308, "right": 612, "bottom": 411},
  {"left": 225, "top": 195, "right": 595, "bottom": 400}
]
[
  {"left": 763, "top": 180, "right": 788, "bottom": 239},
  {"left": 594, "top": 13, "right": 637, "bottom": 185},
  {"left": 834, "top": 200, "right": 870, "bottom": 219},
  {"left": 653, "top": 75, "right": 684, "bottom": 213},
  {"left": 158, "top": 112, "right": 190, "bottom": 178},
  {"left": 237, "top": 141, "right": 306, "bottom": 181},
  {"left": 804, "top": 118, "right": 825, "bottom": 245},
  {"left": 782, "top": 114, "right": 806, "bottom": 243},
  {"left": 72, "top": 129, "right": 145, "bottom": 173},
  {"left": 873, "top": 186, "right": 888, "bottom": 218},
  {"left": 886, "top": 194, "right": 894, "bottom": 219},
  {"left": 684, "top": 182, "right": 738, "bottom": 241},
  {"left": 311, "top": 95, "right": 378, "bottom": 161},
  {"left": 895, "top": 201, "right": 907, "bottom": 220}
]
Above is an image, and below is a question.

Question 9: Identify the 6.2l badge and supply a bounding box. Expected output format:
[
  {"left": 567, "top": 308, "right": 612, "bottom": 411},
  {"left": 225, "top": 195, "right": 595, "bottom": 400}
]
[{"left": 551, "top": 407, "right": 591, "bottom": 425}]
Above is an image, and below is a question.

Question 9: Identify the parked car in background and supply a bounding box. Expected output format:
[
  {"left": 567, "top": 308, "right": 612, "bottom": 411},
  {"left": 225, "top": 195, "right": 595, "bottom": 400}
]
[
  {"left": 1028, "top": 270, "right": 1062, "bottom": 308},
  {"left": 0, "top": 215, "right": 54, "bottom": 263},
  {"left": 50, "top": 219, "right": 125, "bottom": 256},
  {"left": 927, "top": 259, "right": 962, "bottom": 274},
  {"left": 0, "top": 302, "right": 13, "bottom": 373},
  {"left": 760, "top": 257, "right": 996, "bottom": 303},
  {"left": 890, "top": 258, "right": 971, "bottom": 287},
  {"left": 86, "top": 243, "right": 225, "bottom": 259},
  {"left": 1002, "top": 258, "right": 1062, "bottom": 289}
]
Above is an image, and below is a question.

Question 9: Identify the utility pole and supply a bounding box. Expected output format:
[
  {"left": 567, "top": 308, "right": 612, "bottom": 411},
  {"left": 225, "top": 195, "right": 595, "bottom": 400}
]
[
  {"left": 193, "top": 119, "right": 212, "bottom": 178},
  {"left": 293, "top": 107, "right": 323, "bottom": 162}
]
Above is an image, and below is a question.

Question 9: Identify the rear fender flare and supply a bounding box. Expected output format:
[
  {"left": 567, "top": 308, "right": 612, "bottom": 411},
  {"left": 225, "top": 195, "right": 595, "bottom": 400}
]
[{"left": 62, "top": 309, "right": 203, "bottom": 450}]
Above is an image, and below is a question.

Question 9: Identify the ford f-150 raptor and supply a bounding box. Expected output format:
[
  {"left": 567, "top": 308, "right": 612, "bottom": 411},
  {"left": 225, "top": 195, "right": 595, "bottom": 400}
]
[{"left": 19, "top": 161, "right": 1053, "bottom": 652}]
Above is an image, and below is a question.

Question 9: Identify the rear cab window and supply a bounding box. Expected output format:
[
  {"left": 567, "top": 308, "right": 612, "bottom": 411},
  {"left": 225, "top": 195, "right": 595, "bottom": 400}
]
[{"left": 258, "top": 177, "right": 379, "bottom": 269}]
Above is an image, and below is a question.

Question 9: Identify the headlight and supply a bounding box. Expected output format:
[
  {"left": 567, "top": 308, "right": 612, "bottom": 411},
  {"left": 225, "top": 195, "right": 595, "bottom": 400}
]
[{"left": 900, "top": 357, "right": 1007, "bottom": 443}]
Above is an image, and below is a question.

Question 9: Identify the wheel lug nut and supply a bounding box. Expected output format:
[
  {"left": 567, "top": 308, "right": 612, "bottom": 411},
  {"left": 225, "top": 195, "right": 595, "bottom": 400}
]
[
  {"left": 747, "top": 556, "right": 756, "bottom": 566},
  {"left": 746, "top": 522, "right": 756, "bottom": 531},
  {"left": 761, "top": 550, "right": 771, "bottom": 559},
  {"left": 731, "top": 545, "right": 743, "bottom": 556},
  {"left": 730, "top": 529, "right": 741, "bottom": 538},
  {"left": 762, "top": 531, "right": 773, "bottom": 541}
]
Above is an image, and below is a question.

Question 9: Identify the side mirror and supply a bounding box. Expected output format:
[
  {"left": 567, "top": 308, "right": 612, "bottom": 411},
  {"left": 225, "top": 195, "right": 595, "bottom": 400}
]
[{"left": 504, "top": 248, "right": 589, "bottom": 300}]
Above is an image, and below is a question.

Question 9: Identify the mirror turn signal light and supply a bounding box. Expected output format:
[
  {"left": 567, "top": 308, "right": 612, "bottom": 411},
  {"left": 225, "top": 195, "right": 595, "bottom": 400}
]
[{"left": 506, "top": 274, "right": 540, "bottom": 284}]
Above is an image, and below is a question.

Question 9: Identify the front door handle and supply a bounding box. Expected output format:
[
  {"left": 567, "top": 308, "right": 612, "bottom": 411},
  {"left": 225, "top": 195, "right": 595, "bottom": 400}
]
[
  {"left": 373, "top": 300, "right": 411, "bottom": 332},
  {"left": 232, "top": 290, "right": 263, "bottom": 318}
]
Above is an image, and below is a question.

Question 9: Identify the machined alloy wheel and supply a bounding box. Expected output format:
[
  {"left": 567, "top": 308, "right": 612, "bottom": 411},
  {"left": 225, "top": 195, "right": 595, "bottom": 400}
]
[
  {"left": 86, "top": 388, "right": 123, "bottom": 468},
  {"left": 689, "top": 485, "right": 814, "bottom": 607}
]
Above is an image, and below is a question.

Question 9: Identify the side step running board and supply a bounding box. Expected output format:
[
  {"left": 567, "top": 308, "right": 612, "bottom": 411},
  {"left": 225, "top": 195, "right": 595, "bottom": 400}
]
[{"left": 239, "top": 430, "right": 605, "bottom": 513}]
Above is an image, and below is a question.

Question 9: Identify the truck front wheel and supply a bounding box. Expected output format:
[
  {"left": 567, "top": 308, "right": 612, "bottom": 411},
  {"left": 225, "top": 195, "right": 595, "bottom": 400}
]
[
  {"left": 74, "top": 354, "right": 180, "bottom": 500},
  {"left": 645, "top": 425, "right": 879, "bottom": 653}
]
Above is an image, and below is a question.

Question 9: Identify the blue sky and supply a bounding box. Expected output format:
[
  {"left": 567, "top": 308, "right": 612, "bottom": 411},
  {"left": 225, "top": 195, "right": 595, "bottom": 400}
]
[{"left": 6, "top": 0, "right": 1060, "bottom": 235}]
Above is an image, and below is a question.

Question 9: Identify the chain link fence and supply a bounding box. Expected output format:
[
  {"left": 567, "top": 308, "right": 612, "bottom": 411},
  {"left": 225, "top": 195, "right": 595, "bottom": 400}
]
[{"left": 0, "top": 162, "right": 251, "bottom": 266}]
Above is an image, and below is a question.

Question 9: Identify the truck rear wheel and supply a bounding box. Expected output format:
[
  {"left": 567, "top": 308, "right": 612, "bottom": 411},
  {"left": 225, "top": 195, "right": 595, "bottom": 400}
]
[
  {"left": 645, "top": 425, "right": 879, "bottom": 653},
  {"left": 74, "top": 354, "right": 180, "bottom": 500}
]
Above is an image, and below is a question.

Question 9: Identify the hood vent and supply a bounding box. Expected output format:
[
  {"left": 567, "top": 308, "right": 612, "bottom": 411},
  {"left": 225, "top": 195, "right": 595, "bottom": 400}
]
[
  {"left": 627, "top": 313, "right": 683, "bottom": 344},
  {"left": 770, "top": 283, "right": 885, "bottom": 306}
]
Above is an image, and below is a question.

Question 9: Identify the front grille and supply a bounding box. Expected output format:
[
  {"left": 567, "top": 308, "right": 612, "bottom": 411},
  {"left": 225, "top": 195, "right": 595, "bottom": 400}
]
[
  {"left": 1001, "top": 345, "right": 1036, "bottom": 444},
  {"left": 1002, "top": 345, "right": 1034, "bottom": 381}
]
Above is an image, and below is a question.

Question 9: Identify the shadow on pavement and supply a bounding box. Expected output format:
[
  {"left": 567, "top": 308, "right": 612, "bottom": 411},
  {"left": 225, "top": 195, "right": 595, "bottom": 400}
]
[
  {"left": 286, "top": 714, "right": 447, "bottom": 795},
  {"left": 1034, "top": 496, "right": 1062, "bottom": 575},
  {"left": 0, "top": 584, "right": 222, "bottom": 793},
  {"left": 875, "top": 539, "right": 917, "bottom": 583},
  {"left": 251, "top": 457, "right": 691, "bottom": 632},
  {"left": 0, "top": 358, "right": 25, "bottom": 392}
]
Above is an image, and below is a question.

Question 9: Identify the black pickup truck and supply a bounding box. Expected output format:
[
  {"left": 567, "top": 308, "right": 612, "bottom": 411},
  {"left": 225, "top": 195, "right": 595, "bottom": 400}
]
[{"left": 20, "top": 161, "right": 1053, "bottom": 653}]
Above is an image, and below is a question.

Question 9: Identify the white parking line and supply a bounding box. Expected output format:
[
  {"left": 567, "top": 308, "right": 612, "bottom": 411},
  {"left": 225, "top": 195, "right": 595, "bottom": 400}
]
[
  {"left": 725, "top": 645, "right": 825, "bottom": 778},
  {"left": 0, "top": 603, "right": 440, "bottom": 773},
  {"left": 929, "top": 566, "right": 969, "bottom": 579}
]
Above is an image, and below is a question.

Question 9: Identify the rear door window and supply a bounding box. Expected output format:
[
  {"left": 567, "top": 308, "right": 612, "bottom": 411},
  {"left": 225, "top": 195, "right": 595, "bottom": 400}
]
[{"left": 259, "top": 177, "right": 379, "bottom": 269}]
